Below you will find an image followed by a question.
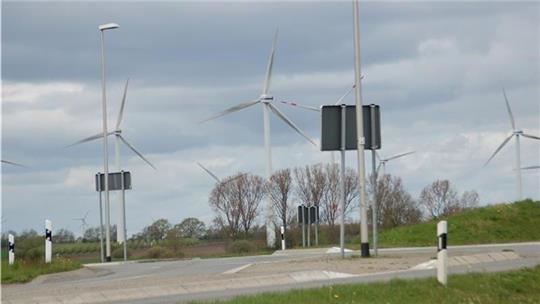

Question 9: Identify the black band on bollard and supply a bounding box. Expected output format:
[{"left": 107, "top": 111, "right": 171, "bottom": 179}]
[
  {"left": 9, "top": 243, "right": 14, "bottom": 252},
  {"left": 281, "top": 234, "right": 284, "bottom": 241},
  {"left": 361, "top": 242, "right": 370, "bottom": 257},
  {"left": 438, "top": 233, "right": 447, "bottom": 252},
  {"left": 45, "top": 229, "right": 52, "bottom": 242},
  {"left": 106, "top": 256, "right": 112, "bottom": 262}
]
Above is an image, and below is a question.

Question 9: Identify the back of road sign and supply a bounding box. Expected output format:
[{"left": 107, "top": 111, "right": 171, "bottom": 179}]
[{"left": 320, "top": 104, "right": 381, "bottom": 151}]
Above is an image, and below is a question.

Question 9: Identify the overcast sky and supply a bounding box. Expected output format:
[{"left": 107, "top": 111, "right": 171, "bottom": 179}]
[{"left": 2, "top": 1, "right": 539, "bottom": 237}]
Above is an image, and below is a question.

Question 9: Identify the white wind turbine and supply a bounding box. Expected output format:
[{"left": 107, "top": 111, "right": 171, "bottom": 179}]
[
  {"left": 375, "top": 151, "right": 416, "bottom": 175},
  {"left": 73, "top": 210, "right": 90, "bottom": 239},
  {"left": 68, "top": 79, "right": 155, "bottom": 243},
  {"left": 484, "top": 88, "right": 540, "bottom": 200},
  {"left": 197, "top": 162, "right": 245, "bottom": 184},
  {"left": 200, "top": 29, "right": 316, "bottom": 247}
]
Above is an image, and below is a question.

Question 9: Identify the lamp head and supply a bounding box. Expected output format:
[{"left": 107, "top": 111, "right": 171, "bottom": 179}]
[{"left": 99, "top": 23, "right": 119, "bottom": 31}]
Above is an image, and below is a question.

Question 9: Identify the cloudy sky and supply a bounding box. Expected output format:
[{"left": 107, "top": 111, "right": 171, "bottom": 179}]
[{"left": 2, "top": 1, "right": 539, "bottom": 237}]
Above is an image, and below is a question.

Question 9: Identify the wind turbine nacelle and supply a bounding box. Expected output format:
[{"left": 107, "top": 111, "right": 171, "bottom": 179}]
[{"left": 260, "top": 95, "right": 274, "bottom": 103}]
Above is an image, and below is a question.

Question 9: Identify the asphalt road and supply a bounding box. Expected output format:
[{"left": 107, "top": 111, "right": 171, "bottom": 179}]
[{"left": 2, "top": 242, "right": 539, "bottom": 304}]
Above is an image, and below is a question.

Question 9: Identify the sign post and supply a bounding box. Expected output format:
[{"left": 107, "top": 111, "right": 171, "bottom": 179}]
[
  {"left": 97, "top": 172, "right": 104, "bottom": 262},
  {"left": 321, "top": 104, "right": 380, "bottom": 258},
  {"left": 437, "top": 221, "right": 448, "bottom": 286},
  {"left": 95, "top": 171, "right": 132, "bottom": 262},
  {"left": 45, "top": 219, "right": 52, "bottom": 263},
  {"left": 8, "top": 234, "right": 15, "bottom": 265},
  {"left": 298, "top": 205, "right": 306, "bottom": 247}
]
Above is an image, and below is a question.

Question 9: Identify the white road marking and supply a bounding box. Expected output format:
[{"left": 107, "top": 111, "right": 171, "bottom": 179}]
[{"left": 222, "top": 263, "right": 253, "bottom": 274}]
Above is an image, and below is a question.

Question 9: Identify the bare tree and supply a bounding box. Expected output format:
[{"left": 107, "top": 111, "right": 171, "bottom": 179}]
[
  {"left": 321, "top": 164, "right": 359, "bottom": 227},
  {"left": 419, "top": 179, "right": 463, "bottom": 219},
  {"left": 267, "top": 169, "right": 294, "bottom": 233},
  {"left": 238, "top": 174, "right": 265, "bottom": 235},
  {"left": 460, "top": 190, "right": 480, "bottom": 209},
  {"left": 368, "top": 174, "right": 422, "bottom": 229},
  {"left": 208, "top": 174, "right": 243, "bottom": 238},
  {"left": 294, "top": 164, "right": 326, "bottom": 244}
]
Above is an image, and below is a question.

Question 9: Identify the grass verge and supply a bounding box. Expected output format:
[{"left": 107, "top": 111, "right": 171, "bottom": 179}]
[
  {"left": 1, "top": 258, "right": 81, "bottom": 284},
  {"left": 198, "top": 265, "right": 540, "bottom": 304},
  {"left": 376, "top": 199, "right": 540, "bottom": 247}
]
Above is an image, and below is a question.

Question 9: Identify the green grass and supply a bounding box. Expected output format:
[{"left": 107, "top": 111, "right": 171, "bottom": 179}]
[
  {"left": 376, "top": 199, "right": 540, "bottom": 248},
  {"left": 1, "top": 258, "right": 81, "bottom": 284},
  {"left": 199, "top": 265, "right": 540, "bottom": 304}
]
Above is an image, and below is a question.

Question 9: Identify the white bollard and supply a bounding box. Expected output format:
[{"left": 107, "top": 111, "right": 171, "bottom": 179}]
[
  {"left": 8, "top": 234, "right": 15, "bottom": 265},
  {"left": 45, "top": 219, "right": 52, "bottom": 263},
  {"left": 280, "top": 226, "right": 285, "bottom": 250},
  {"left": 437, "top": 220, "right": 448, "bottom": 286}
]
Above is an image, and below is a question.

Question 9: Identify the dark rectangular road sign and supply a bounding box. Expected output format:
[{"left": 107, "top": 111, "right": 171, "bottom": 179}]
[
  {"left": 321, "top": 104, "right": 381, "bottom": 151},
  {"left": 95, "top": 171, "right": 131, "bottom": 192}
]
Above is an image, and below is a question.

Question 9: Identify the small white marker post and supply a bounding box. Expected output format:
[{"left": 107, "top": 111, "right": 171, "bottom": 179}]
[
  {"left": 8, "top": 234, "right": 15, "bottom": 265},
  {"left": 437, "top": 220, "right": 448, "bottom": 286},
  {"left": 45, "top": 219, "right": 52, "bottom": 263},
  {"left": 280, "top": 226, "right": 285, "bottom": 250}
]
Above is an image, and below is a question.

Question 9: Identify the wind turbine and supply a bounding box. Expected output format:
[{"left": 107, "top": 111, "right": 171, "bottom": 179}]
[
  {"left": 68, "top": 79, "right": 155, "bottom": 244},
  {"left": 73, "top": 210, "right": 90, "bottom": 239},
  {"left": 200, "top": 29, "right": 316, "bottom": 247},
  {"left": 375, "top": 151, "right": 415, "bottom": 175},
  {"left": 484, "top": 88, "right": 540, "bottom": 200},
  {"left": 521, "top": 166, "right": 540, "bottom": 170},
  {"left": 197, "top": 162, "right": 246, "bottom": 184}
]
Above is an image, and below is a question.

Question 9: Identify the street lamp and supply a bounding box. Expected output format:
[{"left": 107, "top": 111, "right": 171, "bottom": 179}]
[{"left": 99, "top": 22, "right": 119, "bottom": 262}]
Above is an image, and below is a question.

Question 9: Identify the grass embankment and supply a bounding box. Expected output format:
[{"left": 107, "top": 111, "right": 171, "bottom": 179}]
[
  {"left": 376, "top": 199, "right": 540, "bottom": 248},
  {"left": 202, "top": 265, "right": 540, "bottom": 304},
  {"left": 1, "top": 258, "right": 81, "bottom": 284}
]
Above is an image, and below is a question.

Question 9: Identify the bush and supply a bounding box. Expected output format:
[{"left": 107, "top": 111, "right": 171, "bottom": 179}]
[
  {"left": 142, "top": 246, "right": 175, "bottom": 259},
  {"left": 112, "top": 247, "right": 131, "bottom": 259},
  {"left": 228, "top": 240, "right": 256, "bottom": 254},
  {"left": 22, "top": 247, "right": 44, "bottom": 261}
]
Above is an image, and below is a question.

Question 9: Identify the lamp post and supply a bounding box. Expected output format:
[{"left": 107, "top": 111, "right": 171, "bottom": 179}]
[
  {"left": 99, "top": 22, "right": 119, "bottom": 262},
  {"left": 352, "top": 0, "right": 369, "bottom": 257}
]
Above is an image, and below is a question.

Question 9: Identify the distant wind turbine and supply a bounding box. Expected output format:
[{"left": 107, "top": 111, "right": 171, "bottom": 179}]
[
  {"left": 484, "top": 88, "right": 540, "bottom": 200},
  {"left": 197, "top": 162, "right": 246, "bottom": 184},
  {"left": 73, "top": 210, "right": 90, "bottom": 239},
  {"left": 376, "top": 151, "right": 416, "bottom": 175},
  {"left": 521, "top": 166, "right": 540, "bottom": 170},
  {"left": 200, "top": 29, "right": 316, "bottom": 247}
]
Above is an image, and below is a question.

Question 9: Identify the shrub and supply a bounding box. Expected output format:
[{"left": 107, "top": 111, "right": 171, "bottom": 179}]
[
  {"left": 228, "top": 240, "right": 255, "bottom": 254},
  {"left": 142, "top": 246, "right": 174, "bottom": 259},
  {"left": 112, "top": 247, "right": 131, "bottom": 259},
  {"left": 22, "top": 247, "right": 44, "bottom": 261}
]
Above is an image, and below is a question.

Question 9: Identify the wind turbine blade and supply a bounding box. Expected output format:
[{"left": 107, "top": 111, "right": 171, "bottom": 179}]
[
  {"left": 199, "top": 100, "right": 260, "bottom": 123},
  {"left": 502, "top": 88, "right": 516, "bottom": 130},
  {"left": 375, "top": 151, "right": 381, "bottom": 161},
  {"left": 116, "top": 78, "right": 130, "bottom": 130},
  {"left": 386, "top": 151, "right": 416, "bottom": 161},
  {"left": 267, "top": 103, "right": 317, "bottom": 147},
  {"left": 376, "top": 162, "right": 382, "bottom": 174},
  {"left": 484, "top": 134, "right": 514, "bottom": 167},
  {"left": 521, "top": 166, "right": 540, "bottom": 170},
  {"left": 521, "top": 133, "right": 540, "bottom": 140},
  {"left": 262, "top": 28, "right": 278, "bottom": 95},
  {"left": 83, "top": 210, "right": 90, "bottom": 220},
  {"left": 118, "top": 135, "right": 156, "bottom": 170},
  {"left": 280, "top": 101, "right": 320, "bottom": 112},
  {"left": 223, "top": 173, "right": 246, "bottom": 184},
  {"left": 66, "top": 131, "right": 115, "bottom": 147},
  {"left": 196, "top": 162, "right": 220, "bottom": 183},
  {"left": 335, "top": 84, "right": 355, "bottom": 105},
  {"left": 1, "top": 160, "right": 26, "bottom": 167}
]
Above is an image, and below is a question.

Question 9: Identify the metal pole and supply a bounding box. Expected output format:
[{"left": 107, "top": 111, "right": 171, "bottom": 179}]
[
  {"left": 340, "top": 104, "right": 346, "bottom": 259},
  {"left": 315, "top": 206, "right": 319, "bottom": 246},
  {"left": 353, "top": 0, "right": 369, "bottom": 257},
  {"left": 370, "top": 105, "right": 378, "bottom": 256},
  {"left": 115, "top": 137, "right": 124, "bottom": 244},
  {"left": 98, "top": 174, "right": 104, "bottom": 263},
  {"left": 121, "top": 171, "right": 127, "bottom": 261},
  {"left": 307, "top": 206, "right": 311, "bottom": 247},
  {"left": 100, "top": 29, "right": 112, "bottom": 262},
  {"left": 301, "top": 206, "right": 306, "bottom": 248}
]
